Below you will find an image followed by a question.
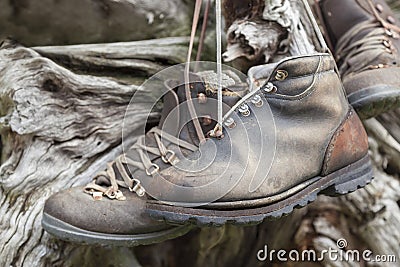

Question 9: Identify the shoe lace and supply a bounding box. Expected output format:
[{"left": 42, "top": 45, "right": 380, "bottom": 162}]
[
  {"left": 335, "top": 0, "right": 400, "bottom": 77},
  {"left": 336, "top": 20, "right": 398, "bottom": 77},
  {"left": 85, "top": 0, "right": 205, "bottom": 201},
  {"left": 84, "top": 128, "right": 197, "bottom": 200}
]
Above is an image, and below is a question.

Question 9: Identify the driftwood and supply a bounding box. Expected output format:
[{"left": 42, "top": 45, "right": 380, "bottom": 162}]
[
  {"left": 33, "top": 37, "right": 190, "bottom": 82},
  {"left": 1, "top": 0, "right": 400, "bottom": 267},
  {"left": 0, "top": 38, "right": 174, "bottom": 266}
]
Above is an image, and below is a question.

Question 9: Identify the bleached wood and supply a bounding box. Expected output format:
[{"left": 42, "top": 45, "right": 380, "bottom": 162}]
[
  {"left": 32, "top": 37, "right": 190, "bottom": 79},
  {"left": 0, "top": 40, "right": 166, "bottom": 266},
  {"left": 1, "top": 0, "right": 400, "bottom": 266}
]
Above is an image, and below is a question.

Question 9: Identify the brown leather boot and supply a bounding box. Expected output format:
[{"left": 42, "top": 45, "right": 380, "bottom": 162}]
[
  {"left": 146, "top": 54, "right": 373, "bottom": 226},
  {"left": 316, "top": 0, "right": 400, "bottom": 119}
]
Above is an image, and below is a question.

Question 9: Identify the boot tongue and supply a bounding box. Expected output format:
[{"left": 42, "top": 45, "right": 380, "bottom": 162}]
[
  {"left": 247, "top": 61, "right": 279, "bottom": 86},
  {"left": 159, "top": 72, "right": 246, "bottom": 146},
  {"left": 158, "top": 72, "right": 209, "bottom": 146}
]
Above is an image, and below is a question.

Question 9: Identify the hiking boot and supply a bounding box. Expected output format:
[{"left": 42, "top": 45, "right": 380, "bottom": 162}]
[
  {"left": 42, "top": 70, "right": 247, "bottom": 246},
  {"left": 146, "top": 54, "right": 374, "bottom": 226},
  {"left": 316, "top": 0, "right": 400, "bottom": 119}
]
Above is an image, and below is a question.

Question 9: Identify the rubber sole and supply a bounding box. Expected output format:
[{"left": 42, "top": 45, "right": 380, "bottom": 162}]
[
  {"left": 42, "top": 213, "right": 193, "bottom": 247},
  {"left": 146, "top": 155, "right": 373, "bottom": 227},
  {"left": 348, "top": 85, "right": 400, "bottom": 119}
]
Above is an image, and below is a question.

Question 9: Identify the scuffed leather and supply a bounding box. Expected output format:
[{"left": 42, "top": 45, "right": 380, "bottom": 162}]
[
  {"left": 344, "top": 67, "right": 400, "bottom": 96},
  {"left": 43, "top": 187, "right": 171, "bottom": 234},
  {"left": 149, "top": 54, "right": 352, "bottom": 203},
  {"left": 43, "top": 73, "right": 245, "bottom": 233},
  {"left": 319, "top": 0, "right": 400, "bottom": 94},
  {"left": 322, "top": 108, "right": 369, "bottom": 175}
]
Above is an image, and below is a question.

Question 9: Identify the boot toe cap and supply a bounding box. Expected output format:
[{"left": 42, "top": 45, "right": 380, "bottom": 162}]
[{"left": 43, "top": 187, "right": 172, "bottom": 235}]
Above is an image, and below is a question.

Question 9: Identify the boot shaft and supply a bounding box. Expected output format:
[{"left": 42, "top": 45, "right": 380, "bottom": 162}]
[{"left": 318, "top": 0, "right": 400, "bottom": 51}]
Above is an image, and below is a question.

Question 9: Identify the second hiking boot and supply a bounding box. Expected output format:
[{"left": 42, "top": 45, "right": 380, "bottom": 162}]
[{"left": 317, "top": 0, "right": 400, "bottom": 118}]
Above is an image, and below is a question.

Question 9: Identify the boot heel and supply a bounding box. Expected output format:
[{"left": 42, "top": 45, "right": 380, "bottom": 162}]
[{"left": 322, "top": 155, "right": 374, "bottom": 197}]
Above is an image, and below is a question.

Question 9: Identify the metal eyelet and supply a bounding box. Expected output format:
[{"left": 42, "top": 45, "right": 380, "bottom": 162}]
[
  {"left": 275, "top": 70, "right": 288, "bottom": 81},
  {"left": 387, "top": 16, "right": 396, "bottom": 24},
  {"left": 129, "top": 178, "right": 146, "bottom": 197},
  {"left": 161, "top": 150, "right": 178, "bottom": 165},
  {"left": 105, "top": 189, "right": 125, "bottom": 200},
  {"left": 238, "top": 104, "right": 250, "bottom": 117},
  {"left": 146, "top": 163, "right": 160, "bottom": 176},
  {"left": 376, "top": 3, "right": 383, "bottom": 13},
  {"left": 262, "top": 82, "right": 277, "bottom": 93},
  {"left": 224, "top": 118, "right": 236, "bottom": 129},
  {"left": 251, "top": 95, "right": 263, "bottom": 107}
]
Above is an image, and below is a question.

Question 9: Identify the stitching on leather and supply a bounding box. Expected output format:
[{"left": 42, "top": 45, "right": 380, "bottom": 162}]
[
  {"left": 321, "top": 108, "right": 354, "bottom": 175},
  {"left": 267, "top": 56, "right": 328, "bottom": 101},
  {"left": 273, "top": 59, "right": 334, "bottom": 81}
]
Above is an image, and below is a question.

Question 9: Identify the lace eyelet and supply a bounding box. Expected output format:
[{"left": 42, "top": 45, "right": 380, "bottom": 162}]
[
  {"left": 275, "top": 70, "right": 288, "bottom": 81},
  {"left": 387, "top": 16, "right": 396, "bottom": 24},
  {"left": 146, "top": 164, "right": 160, "bottom": 176},
  {"left": 238, "top": 104, "right": 250, "bottom": 117},
  {"left": 251, "top": 95, "right": 263, "bottom": 107},
  {"left": 375, "top": 4, "right": 383, "bottom": 13},
  {"left": 129, "top": 178, "right": 146, "bottom": 197},
  {"left": 262, "top": 82, "right": 277, "bottom": 93},
  {"left": 161, "top": 150, "right": 178, "bottom": 165},
  {"left": 105, "top": 189, "right": 125, "bottom": 200},
  {"left": 224, "top": 118, "right": 236, "bottom": 129}
]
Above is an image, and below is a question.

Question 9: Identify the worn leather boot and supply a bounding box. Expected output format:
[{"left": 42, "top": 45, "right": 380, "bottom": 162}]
[
  {"left": 42, "top": 71, "right": 246, "bottom": 245},
  {"left": 146, "top": 54, "right": 373, "bottom": 226},
  {"left": 316, "top": 0, "right": 400, "bottom": 119}
]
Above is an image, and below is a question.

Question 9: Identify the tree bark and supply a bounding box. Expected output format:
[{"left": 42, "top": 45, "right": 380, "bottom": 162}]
[{"left": 1, "top": 1, "right": 400, "bottom": 267}]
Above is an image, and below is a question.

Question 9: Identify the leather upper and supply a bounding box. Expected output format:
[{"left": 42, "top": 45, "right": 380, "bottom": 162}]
[
  {"left": 319, "top": 0, "right": 400, "bottom": 50},
  {"left": 317, "top": 0, "right": 400, "bottom": 109},
  {"left": 43, "top": 187, "right": 171, "bottom": 234},
  {"left": 318, "top": 0, "right": 400, "bottom": 76},
  {"left": 142, "top": 54, "right": 366, "bottom": 205},
  {"left": 43, "top": 71, "right": 246, "bottom": 233}
]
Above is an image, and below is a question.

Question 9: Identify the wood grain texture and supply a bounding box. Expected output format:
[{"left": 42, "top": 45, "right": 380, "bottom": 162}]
[
  {"left": 33, "top": 37, "right": 190, "bottom": 83},
  {"left": 1, "top": 0, "right": 400, "bottom": 266},
  {"left": 0, "top": 39, "right": 168, "bottom": 266}
]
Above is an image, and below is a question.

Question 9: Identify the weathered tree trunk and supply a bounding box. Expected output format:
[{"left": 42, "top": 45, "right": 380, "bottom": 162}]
[
  {"left": 0, "top": 38, "right": 184, "bottom": 266},
  {"left": 1, "top": 1, "right": 400, "bottom": 267}
]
